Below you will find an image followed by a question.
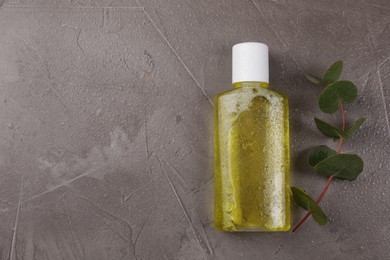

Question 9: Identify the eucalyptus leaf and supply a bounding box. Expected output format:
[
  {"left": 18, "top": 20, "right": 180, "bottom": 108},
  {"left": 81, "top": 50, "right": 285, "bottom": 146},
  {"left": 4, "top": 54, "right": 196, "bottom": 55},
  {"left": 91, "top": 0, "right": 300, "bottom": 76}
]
[
  {"left": 314, "top": 154, "right": 364, "bottom": 180},
  {"left": 348, "top": 118, "right": 366, "bottom": 135},
  {"left": 319, "top": 81, "right": 358, "bottom": 114},
  {"left": 291, "top": 187, "right": 328, "bottom": 225},
  {"left": 322, "top": 60, "right": 343, "bottom": 86},
  {"left": 308, "top": 145, "right": 337, "bottom": 167},
  {"left": 314, "top": 117, "right": 348, "bottom": 139},
  {"left": 305, "top": 74, "right": 323, "bottom": 86}
]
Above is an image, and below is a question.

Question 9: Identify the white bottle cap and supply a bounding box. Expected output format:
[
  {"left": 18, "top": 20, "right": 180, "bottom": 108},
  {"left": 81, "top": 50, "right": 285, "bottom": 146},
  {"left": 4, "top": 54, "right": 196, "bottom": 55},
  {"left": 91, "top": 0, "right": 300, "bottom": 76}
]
[{"left": 232, "top": 42, "right": 269, "bottom": 84}]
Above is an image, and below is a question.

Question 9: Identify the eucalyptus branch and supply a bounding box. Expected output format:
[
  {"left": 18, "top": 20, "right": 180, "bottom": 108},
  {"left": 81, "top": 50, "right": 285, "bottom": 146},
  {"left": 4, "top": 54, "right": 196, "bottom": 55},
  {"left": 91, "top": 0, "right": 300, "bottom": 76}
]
[{"left": 291, "top": 61, "right": 365, "bottom": 233}]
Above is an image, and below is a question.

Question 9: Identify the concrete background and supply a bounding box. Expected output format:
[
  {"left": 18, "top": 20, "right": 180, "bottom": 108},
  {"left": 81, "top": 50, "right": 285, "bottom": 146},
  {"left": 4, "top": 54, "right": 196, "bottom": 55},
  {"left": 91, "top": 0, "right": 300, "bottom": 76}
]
[{"left": 0, "top": 0, "right": 389, "bottom": 259}]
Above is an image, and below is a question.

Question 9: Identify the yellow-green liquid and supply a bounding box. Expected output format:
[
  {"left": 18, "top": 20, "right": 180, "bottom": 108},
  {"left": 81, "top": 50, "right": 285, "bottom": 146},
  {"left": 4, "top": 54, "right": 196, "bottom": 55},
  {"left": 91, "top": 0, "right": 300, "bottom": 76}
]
[{"left": 214, "top": 82, "right": 290, "bottom": 231}]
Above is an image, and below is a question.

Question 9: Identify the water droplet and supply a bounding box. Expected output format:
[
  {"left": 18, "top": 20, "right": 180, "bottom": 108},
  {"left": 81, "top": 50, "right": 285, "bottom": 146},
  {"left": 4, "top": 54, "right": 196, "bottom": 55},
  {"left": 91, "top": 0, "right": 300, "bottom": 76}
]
[{"left": 96, "top": 108, "right": 102, "bottom": 116}]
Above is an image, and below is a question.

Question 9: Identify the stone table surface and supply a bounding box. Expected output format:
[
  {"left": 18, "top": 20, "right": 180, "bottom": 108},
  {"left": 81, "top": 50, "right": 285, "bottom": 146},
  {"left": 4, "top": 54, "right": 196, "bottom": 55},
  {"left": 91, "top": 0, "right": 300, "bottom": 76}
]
[{"left": 0, "top": 0, "right": 389, "bottom": 259}]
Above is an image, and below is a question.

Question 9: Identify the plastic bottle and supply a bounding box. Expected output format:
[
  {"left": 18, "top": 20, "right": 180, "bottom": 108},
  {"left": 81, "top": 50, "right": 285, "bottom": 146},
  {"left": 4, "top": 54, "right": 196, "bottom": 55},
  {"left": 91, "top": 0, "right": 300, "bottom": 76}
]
[{"left": 214, "top": 42, "right": 290, "bottom": 231}]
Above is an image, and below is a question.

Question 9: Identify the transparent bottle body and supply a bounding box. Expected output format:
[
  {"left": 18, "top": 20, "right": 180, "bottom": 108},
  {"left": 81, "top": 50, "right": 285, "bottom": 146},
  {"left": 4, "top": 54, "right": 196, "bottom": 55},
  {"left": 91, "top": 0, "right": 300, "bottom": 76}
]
[{"left": 214, "top": 82, "right": 290, "bottom": 231}]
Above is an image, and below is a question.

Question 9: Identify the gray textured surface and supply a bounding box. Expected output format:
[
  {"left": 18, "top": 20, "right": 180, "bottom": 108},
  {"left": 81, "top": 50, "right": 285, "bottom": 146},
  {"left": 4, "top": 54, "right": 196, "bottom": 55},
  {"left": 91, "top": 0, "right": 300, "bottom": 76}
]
[{"left": 0, "top": 0, "right": 389, "bottom": 259}]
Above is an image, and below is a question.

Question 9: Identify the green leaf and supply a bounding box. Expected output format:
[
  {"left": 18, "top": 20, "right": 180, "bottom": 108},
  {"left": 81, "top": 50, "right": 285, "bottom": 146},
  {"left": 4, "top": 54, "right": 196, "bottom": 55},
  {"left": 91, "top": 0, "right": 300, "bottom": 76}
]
[
  {"left": 305, "top": 74, "right": 323, "bottom": 86},
  {"left": 308, "top": 145, "right": 337, "bottom": 167},
  {"left": 314, "top": 154, "right": 364, "bottom": 180},
  {"left": 318, "top": 81, "right": 358, "bottom": 114},
  {"left": 314, "top": 117, "right": 348, "bottom": 139},
  {"left": 348, "top": 118, "right": 366, "bottom": 135},
  {"left": 291, "top": 187, "right": 328, "bottom": 225},
  {"left": 322, "top": 60, "right": 343, "bottom": 86}
]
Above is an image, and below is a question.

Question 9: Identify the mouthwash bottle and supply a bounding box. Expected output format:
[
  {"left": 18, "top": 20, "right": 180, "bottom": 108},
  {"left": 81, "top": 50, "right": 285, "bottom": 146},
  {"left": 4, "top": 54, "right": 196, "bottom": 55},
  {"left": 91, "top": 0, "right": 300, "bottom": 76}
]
[{"left": 214, "top": 42, "right": 290, "bottom": 231}]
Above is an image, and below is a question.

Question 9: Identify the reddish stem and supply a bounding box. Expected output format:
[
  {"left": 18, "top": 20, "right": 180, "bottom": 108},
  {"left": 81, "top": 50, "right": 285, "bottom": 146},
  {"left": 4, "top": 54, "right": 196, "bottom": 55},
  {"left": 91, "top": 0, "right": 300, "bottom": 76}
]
[
  {"left": 291, "top": 210, "right": 311, "bottom": 233},
  {"left": 337, "top": 100, "right": 346, "bottom": 155},
  {"left": 316, "top": 175, "right": 334, "bottom": 203},
  {"left": 337, "top": 139, "right": 344, "bottom": 154},
  {"left": 292, "top": 101, "right": 346, "bottom": 233},
  {"left": 340, "top": 100, "right": 346, "bottom": 131}
]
